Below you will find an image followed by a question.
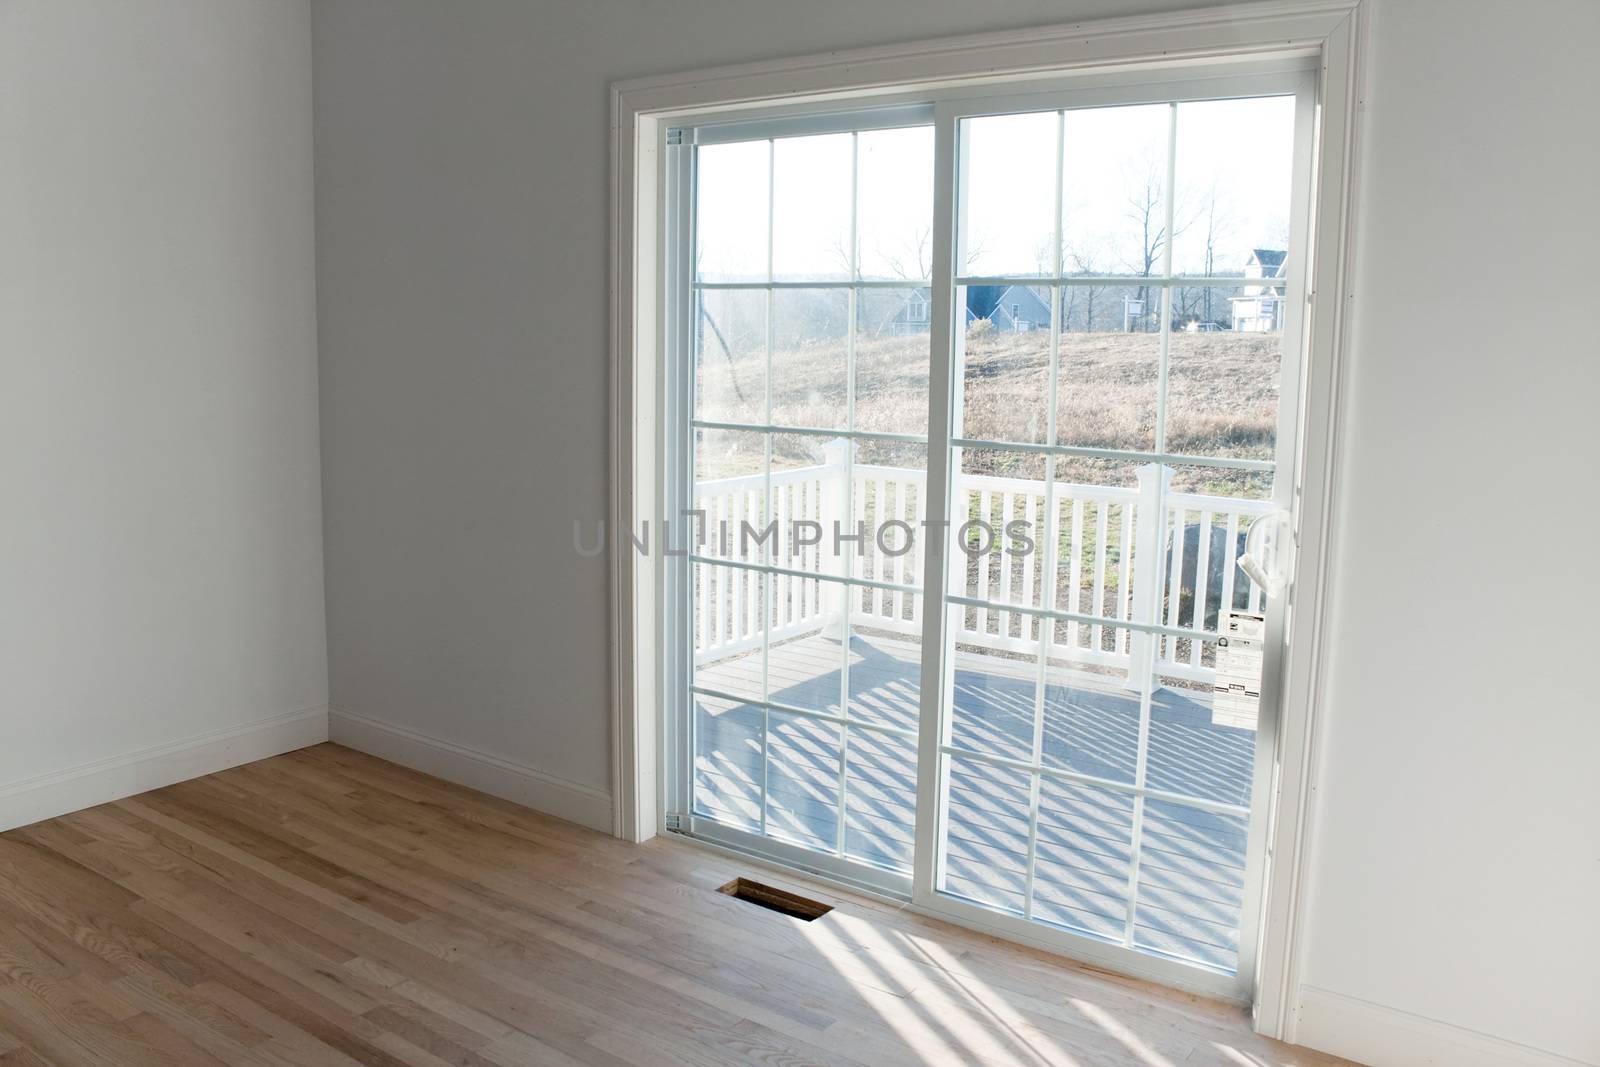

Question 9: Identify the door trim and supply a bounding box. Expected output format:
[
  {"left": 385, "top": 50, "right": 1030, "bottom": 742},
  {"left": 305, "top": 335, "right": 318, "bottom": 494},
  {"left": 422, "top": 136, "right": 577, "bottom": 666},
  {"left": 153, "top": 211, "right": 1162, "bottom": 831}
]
[{"left": 609, "top": 0, "right": 1367, "bottom": 1039}]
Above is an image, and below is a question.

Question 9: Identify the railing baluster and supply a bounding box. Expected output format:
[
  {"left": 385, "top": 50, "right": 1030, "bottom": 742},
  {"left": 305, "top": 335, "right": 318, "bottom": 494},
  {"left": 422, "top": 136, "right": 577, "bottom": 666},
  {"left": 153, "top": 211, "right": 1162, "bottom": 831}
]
[
  {"left": 1220, "top": 511, "right": 1241, "bottom": 633},
  {"left": 998, "top": 491, "right": 1015, "bottom": 639},
  {"left": 713, "top": 493, "right": 727, "bottom": 648},
  {"left": 1092, "top": 502, "right": 1108, "bottom": 653},
  {"left": 1068, "top": 497, "right": 1084, "bottom": 653},
  {"left": 806, "top": 478, "right": 818, "bottom": 621},
  {"left": 814, "top": 475, "right": 825, "bottom": 621},
  {"left": 1192, "top": 510, "right": 1213, "bottom": 668},
  {"left": 905, "top": 476, "right": 920, "bottom": 627},
  {"left": 1118, "top": 500, "right": 1135, "bottom": 654},
  {"left": 731, "top": 490, "right": 743, "bottom": 643},
  {"left": 853, "top": 471, "right": 868, "bottom": 621},
  {"left": 1164, "top": 504, "right": 1186, "bottom": 667},
  {"left": 1020, "top": 490, "right": 1037, "bottom": 643},
  {"left": 777, "top": 482, "right": 790, "bottom": 629},
  {"left": 694, "top": 496, "right": 707, "bottom": 656},
  {"left": 746, "top": 486, "right": 760, "bottom": 640},
  {"left": 802, "top": 479, "right": 811, "bottom": 622},
  {"left": 975, "top": 490, "right": 992, "bottom": 636},
  {"left": 890, "top": 479, "right": 906, "bottom": 622}
]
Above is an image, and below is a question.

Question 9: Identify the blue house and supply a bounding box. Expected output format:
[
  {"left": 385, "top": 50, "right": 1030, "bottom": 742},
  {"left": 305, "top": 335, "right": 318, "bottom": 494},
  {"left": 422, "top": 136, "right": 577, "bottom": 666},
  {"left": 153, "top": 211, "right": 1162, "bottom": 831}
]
[
  {"left": 885, "top": 284, "right": 1052, "bottom": 334},
  {"left": 964, "top": 284, "right": 1050, "bottom": 332}
]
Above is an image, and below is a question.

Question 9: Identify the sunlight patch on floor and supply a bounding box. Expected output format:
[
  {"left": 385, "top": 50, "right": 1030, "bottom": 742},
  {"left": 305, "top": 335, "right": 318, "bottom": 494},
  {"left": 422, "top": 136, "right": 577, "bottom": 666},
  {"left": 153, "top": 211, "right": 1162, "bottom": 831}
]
[
  {"left": 906, "top": 935, "right": 1083, "bottom": 1067},
  {"left": 799, "top": 917, "right": 969, "bottom": 1066},
  {"left": 806, "top": 911, "right": 1083, "bottom": 1067},
  {"left": 1073, "top": 997, "right": 1181, "bottom": 1067}
]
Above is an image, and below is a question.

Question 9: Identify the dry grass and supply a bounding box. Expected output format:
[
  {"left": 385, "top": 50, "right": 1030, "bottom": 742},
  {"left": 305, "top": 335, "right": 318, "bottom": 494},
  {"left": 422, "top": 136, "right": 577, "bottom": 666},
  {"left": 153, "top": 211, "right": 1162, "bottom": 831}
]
[{"left": 697, "top": 325, "right": 1281, "bottom": 493}]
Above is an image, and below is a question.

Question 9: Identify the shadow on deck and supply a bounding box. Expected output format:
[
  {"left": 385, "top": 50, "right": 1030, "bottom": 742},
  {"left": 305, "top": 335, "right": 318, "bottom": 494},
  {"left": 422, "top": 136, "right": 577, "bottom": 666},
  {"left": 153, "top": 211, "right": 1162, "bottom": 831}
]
[{"left": 693, "top": 629, "right": 1256, "bottom": 973}]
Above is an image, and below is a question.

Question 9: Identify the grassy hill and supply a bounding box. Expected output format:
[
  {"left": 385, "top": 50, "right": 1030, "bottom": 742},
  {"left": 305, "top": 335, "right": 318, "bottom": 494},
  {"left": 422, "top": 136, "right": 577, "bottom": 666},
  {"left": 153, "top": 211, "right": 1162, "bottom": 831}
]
[{"left": 700, "top": 322, "right": 1281, "bottom": 497}]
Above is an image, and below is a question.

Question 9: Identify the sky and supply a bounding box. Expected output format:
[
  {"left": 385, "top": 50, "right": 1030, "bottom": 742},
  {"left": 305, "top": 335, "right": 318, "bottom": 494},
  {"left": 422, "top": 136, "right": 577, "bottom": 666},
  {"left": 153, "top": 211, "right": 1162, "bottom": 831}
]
[{"left": 695, "top": 94, "right": 1296, "bottom": 284}]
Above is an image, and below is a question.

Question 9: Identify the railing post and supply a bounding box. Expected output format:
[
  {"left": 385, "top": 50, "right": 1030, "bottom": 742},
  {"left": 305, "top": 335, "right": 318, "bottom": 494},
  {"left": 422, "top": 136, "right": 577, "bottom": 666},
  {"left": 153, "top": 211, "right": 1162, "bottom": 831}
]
[
  {"left": 819, "top": 438, "right": 856, "bottom": 640},
  {"left": 1125, "top": 462, "right": 1171, "bottom": 691}
]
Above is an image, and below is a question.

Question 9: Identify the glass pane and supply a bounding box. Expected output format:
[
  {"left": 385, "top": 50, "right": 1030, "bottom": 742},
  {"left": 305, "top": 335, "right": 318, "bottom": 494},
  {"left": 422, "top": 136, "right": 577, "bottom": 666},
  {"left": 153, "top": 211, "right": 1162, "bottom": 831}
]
[
  {"left": 1051, "top": 460, "right": 1143, "bottom": 623},
  {"left": 852, "top": 440, "right": 926, "bottom": 599},
  {"left": 1060, "top": 103, "right": 1171, "bottom": 278},
  {"left": 695, "top": 288, "right": 766, "bottom": 425},
  {"left": 843, "top": 727, "right": 917, "bottom": 872},
  {"left": 692, "top": 564, "right": 765, "bottom": 700},
  {"left": 855, "top": 287, "right": 930, "bottom": 436},
  {"left": 765, "top": 710, "right": 842, "bottom": 851},
  {"left": 956, "top": 284, "right": 1053, "bottom": 445},
  {"left": 1164, "top": 462, "right": 1273, "bottom": 502},
  {"left": 767, "top": 435, "right": 831, "bottom": 639},
  {"left": 1040, "top": 640, "right": 1138, "bottom": 786},
  {"left": 766, "top": 590, "right": 843, "bottom": 715},
  {"left": 1146, "top": 646, "right": 1259, "bottom": 809},
  {"left": 1056, "top": 284, "right": 1159, "bottom": 451},
  {"left": 773, "top": 133, "right": 853, "bottom": 282},
  {"left": 1167, "top": 301, "right": 1282, "bottom": 463},
  {"left": 858, "top": 126, "right": 935, "bottom": 282},
  {"left": 692, "top": 694, "right": 763, "bottom": 831},
  {"left": 847, "top": 622, "right": 920, "bottom": 733},
  {"left": 696, "top": 140, "right": 769, "bottom": 283},
  {"left": 771, "top": 288, "right": 849, "bottom": 429},
  {"left": 1169, "top": 282, "right": 1242, "bottom": 335},
  {"left": 1133, "top": 801, "right": 1248, "bottom": 972},
  {"left": 1170, "top": 96, "right": 1295, "bottom": 278},
  {"left": 1154, "top": 503, "right": 1270, "bottom": 638},
  {"left": 949, "top": 449, "right": 1051, "bottom": 643},
  {"left": 940, "top": 754, "right": 1031, "bottom": 915},
  {"left": 946, "top": 642, "right": 1036, "bottom": 764},
  {"left": 1032, "top": 779, "right": 1134, "bottom": 942},
  {"left": 693, "top": 428, "right": 765, "bottom": 563},
  {"left": 960, "top": 111, "right": 1060, "bottom": 277}
]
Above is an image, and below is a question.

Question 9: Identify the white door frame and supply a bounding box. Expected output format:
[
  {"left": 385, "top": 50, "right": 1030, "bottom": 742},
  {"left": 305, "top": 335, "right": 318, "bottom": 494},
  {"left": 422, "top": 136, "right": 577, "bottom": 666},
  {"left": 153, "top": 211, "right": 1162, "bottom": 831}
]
[{"left": 608, "top": 0, "right": 1366, "bottom": 1038}]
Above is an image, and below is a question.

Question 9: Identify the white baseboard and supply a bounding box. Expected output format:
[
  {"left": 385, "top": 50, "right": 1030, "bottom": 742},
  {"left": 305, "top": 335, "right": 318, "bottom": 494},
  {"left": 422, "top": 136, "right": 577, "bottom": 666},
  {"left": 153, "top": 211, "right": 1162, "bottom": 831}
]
[
  {"left": 1296, "top": 985, "right": 1596, "bottom": 1067},
  {"left": 0, "top": 705, "right": 329, "bottom": 833},
  {"left": 328, "top": 709, "right": 613, "bottom": 834}
]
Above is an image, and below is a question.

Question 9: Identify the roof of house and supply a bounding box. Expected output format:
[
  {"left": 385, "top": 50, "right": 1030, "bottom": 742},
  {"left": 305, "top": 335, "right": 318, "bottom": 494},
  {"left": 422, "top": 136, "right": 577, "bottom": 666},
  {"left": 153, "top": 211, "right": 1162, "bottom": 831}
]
[
  {"left": 1251, "top": 248, "right": 1288, "bottom": 272},
  {"left": 966, "top": 284, "right": 1049, "bottom": 321}
]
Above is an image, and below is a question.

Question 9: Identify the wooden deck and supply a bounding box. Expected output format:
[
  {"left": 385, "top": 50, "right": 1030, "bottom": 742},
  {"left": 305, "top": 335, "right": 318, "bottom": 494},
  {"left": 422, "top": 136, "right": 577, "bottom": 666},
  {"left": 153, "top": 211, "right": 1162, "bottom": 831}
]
[
  {"left": 695, "top": 631, "right": 1258, "bottom": 973},
  {"left": 0, "top": 745, "right": 1354, "bottom": 1066}
]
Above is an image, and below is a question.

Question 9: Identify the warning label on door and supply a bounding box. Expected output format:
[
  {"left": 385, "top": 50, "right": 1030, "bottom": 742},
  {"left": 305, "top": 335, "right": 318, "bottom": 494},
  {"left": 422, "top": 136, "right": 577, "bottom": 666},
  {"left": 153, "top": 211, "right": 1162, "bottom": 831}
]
[{"left": 1213, "top": 612, "right": 1266, "bottom": 731}]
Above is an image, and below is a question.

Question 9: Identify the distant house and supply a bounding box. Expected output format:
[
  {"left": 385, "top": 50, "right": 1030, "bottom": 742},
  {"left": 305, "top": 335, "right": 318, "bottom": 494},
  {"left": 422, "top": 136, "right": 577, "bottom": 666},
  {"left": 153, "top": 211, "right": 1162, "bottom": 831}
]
[
  {"left": 965, "top": 285, "right": 1051, "bottom": 332},
  {"left": 886, "top": 284, "right": 1051, "bottom": 335},
  {"left": 886, "top": 289, "right": 933, "bottom": 335},
  {"left": 1229, "top": 249, "right": 1287, "bottom": 332}
]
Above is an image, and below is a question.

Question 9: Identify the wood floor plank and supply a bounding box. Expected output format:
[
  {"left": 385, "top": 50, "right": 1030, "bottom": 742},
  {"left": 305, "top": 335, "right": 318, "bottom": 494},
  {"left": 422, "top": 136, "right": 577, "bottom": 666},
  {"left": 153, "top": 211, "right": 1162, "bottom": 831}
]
[{"left": 0, "top": 744, "right": 1358, "bottom": 1066}]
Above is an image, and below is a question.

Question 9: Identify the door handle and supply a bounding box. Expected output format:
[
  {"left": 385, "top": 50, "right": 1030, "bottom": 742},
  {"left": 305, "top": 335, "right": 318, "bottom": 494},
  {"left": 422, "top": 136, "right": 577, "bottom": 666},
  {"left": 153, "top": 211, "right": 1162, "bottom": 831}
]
[{"left": 1237, "top": 509, "right": 1292, "bottom": 599}]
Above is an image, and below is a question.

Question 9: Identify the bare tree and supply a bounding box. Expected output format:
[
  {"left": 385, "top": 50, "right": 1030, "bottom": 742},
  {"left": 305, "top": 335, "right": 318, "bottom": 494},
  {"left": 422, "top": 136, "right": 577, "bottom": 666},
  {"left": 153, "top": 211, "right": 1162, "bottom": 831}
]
[
  {"left": 877, "top": 227, "right": 934, "bottom": 283},
  {"left": 1123, "top": 171, "right": 1168, "bottom": 281},
  {"left": 1062, "top": 245, "right": 1108, "bottom": 331},
  {"left": 1123, "top": 175, "right": 1163, "bottom": 330},
  {"left": 1121, "top": 159, "right": 1195, "bottom": 330},
  {"left": 1196, "top": 184, "right": 1234, "bottom": 324}
]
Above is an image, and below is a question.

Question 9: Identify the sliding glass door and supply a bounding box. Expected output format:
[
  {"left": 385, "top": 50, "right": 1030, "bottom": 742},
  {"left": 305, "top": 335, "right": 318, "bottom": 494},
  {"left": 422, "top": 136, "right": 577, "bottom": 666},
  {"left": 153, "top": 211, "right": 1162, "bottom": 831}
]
[
  {"left": 684, "top": 117, "right": 935, "bottom": 890},
  {"left": 670, "top": 66, "right": 1313, "bottom": 997}
]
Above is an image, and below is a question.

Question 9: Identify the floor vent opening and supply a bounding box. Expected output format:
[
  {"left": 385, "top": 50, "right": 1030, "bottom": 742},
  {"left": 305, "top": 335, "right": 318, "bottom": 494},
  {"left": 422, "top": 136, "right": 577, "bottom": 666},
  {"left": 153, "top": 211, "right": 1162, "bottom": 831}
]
[{"left": 717, "top": 878, "right": 833, "bottom": 921}]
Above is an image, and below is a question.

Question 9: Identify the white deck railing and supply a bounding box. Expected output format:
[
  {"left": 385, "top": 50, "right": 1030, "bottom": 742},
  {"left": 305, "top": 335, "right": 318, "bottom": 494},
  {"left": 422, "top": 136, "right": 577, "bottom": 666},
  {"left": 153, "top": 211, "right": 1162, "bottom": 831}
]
[{"left": 694, "top": 443, "right": 1273, "bottom": 685}]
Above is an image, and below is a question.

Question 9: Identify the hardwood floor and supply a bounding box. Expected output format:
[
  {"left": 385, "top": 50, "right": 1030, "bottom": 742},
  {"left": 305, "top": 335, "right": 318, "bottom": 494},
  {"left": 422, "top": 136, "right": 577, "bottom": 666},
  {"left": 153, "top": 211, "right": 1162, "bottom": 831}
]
[{"left": 0, "top": 744, "right": 1355, "bottom": 1066}]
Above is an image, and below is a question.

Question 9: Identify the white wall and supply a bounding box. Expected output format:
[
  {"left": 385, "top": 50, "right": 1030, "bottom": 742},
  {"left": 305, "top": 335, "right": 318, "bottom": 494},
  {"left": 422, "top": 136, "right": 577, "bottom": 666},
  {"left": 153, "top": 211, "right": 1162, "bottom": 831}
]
[
  {"left": 0, "top": 0, "right": 328, "bottom": 826},
  {"left": 309, "top": 0, "right": 1599, "bottom": 1062},
  {"left": 1293, "top": 1, "right": 1600, "bottom": 1063},
  {"left": 310, "top": 0, "right": 1199, "bottom": 825}
]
